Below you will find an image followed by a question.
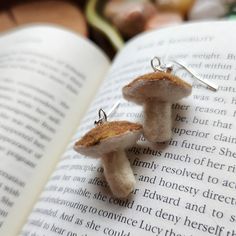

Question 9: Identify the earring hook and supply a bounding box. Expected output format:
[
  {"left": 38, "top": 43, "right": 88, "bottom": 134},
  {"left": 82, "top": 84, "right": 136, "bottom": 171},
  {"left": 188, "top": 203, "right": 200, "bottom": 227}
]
[
  {"left": 151, "top": 56, "right": 218, "bottom": 91},
  {"left": 172, "top": 60, "right": 218, "bottom": 91},
  {"left": 151, "top": 57, "right": 173, "bottom": 73},
  {"left": 94, "top": 109, "right": 107, "bottom": 125},
  {"left": 94, "top": 101, "right": 120, "bottom": 126}
]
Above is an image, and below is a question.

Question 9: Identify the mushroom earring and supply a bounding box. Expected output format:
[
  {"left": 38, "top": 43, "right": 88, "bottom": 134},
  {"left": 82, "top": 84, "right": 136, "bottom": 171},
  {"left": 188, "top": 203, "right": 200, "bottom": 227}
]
[
  {"left": 122, "top": 57, "right": 192, "bottom": 143},
  {"left": 74, "top": 109, "right": 142, "bottom": 198}
]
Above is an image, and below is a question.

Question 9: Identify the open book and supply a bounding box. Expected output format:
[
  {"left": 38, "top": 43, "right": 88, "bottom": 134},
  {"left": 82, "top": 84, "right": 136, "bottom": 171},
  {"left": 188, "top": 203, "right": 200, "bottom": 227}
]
[{"left": 0, "top": 21, "right": 235, "bottom": 236}]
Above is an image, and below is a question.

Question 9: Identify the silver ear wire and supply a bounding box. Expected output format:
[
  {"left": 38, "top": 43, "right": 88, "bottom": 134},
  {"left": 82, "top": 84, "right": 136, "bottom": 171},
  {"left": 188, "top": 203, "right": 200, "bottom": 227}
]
[
  {"left": 151, "top": 57, "right": 173, "bottom": 73},
  {"left": 107, "top": 101, "right": 120, "bottom": 118},
  {"left": 94, "top": 101, "right": 120, "bottom": 126},
  {"left": 94, "top": 109, "right": 107, "bottom": 126},
  {"left": 172, "top": 60, "right": 218, "bottom": 91},
  {"left": 151, "top": 56, "right": 218, "bottom": 91}
]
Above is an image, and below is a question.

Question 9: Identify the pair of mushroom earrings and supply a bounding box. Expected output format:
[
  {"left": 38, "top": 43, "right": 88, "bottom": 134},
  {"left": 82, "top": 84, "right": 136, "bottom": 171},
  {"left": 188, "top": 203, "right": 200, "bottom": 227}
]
[{"left": 74, "top": 57, "right": 218, "bottom": 198}]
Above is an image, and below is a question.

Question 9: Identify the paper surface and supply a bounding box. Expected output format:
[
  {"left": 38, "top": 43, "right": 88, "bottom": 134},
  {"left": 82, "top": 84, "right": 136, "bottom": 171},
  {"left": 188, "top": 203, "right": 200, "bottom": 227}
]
[
  {"left": 17, "top": 21, "right": 236, "bottom": 236},
  {"left": 0, "top": 25, "right": 110, "bottom": 236}
]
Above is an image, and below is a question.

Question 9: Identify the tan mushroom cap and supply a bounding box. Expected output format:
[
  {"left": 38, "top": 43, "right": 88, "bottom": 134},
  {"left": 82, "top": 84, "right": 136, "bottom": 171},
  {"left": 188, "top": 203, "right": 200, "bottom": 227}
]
[
  {"left": 74, "top": 121, "right": 142, "bottom": 158},
  {"left": 123, "top": 71, "right": 192, "bottom": 104}
]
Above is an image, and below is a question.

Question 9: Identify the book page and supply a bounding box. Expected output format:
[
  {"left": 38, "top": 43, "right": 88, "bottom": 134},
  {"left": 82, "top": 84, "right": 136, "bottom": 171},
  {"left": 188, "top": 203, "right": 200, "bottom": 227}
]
[
  {"left": 21, "top": 22, "right": 236, "bottom": 236},
  {"left": 0, "top": 25, "right": 110, "bottom": 235}
]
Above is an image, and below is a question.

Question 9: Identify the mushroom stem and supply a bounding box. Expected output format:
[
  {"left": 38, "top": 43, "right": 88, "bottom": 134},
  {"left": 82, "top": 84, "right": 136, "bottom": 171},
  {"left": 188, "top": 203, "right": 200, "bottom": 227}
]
[
  {"left": 144, "top": 100, "right": 172, "bottom": 142},
  {"left": 102, "top": 149, "right": 135, "bottom": 198}
]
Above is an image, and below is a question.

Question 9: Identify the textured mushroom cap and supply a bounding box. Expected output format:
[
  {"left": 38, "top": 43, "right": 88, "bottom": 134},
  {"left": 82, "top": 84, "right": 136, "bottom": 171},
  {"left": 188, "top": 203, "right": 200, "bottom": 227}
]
[
  {"left": 74, "top": 121, "right": 142, "bottom": 158},
  {"left": 122, "top": 71, "right": 192, "bottom": 104}
]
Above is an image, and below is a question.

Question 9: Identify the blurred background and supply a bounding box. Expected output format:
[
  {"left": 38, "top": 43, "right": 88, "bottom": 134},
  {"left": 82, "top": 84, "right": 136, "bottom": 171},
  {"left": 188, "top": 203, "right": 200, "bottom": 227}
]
[{"left": 0, "top": 0, "right": 235, "bottom": 57}]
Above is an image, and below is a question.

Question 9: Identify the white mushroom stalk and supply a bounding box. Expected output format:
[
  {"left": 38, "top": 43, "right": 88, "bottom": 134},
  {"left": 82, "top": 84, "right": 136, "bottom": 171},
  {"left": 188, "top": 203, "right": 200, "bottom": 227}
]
[
  {"left": 144, "top": 100, "right": 172, "bottom": 142},
  {"left": 74, "top": 121, "right": 142, "bottom": 198},
  {"left": 102, "top": 149, "right": 135, "bottom": 198}
]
